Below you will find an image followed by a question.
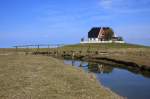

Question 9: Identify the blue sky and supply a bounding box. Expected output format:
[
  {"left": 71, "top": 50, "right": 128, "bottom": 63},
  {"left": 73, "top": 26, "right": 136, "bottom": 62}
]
[{"left": 0, "top": 0, "right": 150, "bottom": 47}]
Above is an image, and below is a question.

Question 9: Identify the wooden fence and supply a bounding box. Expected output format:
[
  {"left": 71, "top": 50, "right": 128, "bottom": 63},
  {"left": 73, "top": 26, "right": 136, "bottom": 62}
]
[{"left": 13, "top": 44, "right": 65, "bottom": 54}]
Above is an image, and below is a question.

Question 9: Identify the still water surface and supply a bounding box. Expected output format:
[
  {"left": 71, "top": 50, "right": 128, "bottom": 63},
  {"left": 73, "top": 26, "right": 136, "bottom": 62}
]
[{"left": 64, "top": 59, "right": 150, "bottom": 99}]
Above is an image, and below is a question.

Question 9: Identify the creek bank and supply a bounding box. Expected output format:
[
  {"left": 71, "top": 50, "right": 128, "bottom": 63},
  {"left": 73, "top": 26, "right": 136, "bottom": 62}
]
[
  {"left": 85, "top": 56, "right": 150, "bottom": 71},
  {"left": 32, "top": 51, "right": 150, "bottom": 72},
  {"left": 31, "top": 50, "right": 150, "bottom": 76},
  {"left": 62, "top": 54, "right": 150, "bottom": 73}
]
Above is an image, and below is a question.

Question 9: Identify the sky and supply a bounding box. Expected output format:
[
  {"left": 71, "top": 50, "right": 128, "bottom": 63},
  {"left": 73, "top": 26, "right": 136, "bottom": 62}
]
[{"left": 0, "top": 0, "right": 150, "bottom": 47}]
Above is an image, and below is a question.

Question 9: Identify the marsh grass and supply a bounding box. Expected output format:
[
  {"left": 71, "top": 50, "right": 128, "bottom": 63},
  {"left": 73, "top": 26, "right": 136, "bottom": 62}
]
[{"left": 0, "top": 54, "right": 123, "bottom": 99}]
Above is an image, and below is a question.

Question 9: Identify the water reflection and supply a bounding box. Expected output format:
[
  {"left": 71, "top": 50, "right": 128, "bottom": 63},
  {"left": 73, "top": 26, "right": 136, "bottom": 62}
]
[
  {"left": 67, "top": 59, "right": 150, "bottom": 78},
  {"left": 64, "top": 59, "right": 150, "bottom": 99},
  {"left": 88, "top": 63, "right": 113, "bottom": 74},
  {"left": 66, "top": 59, "right": 113, "bottom": 74},
  {"left": 71, "top": 59, "right": 75, "bottom": 66}
]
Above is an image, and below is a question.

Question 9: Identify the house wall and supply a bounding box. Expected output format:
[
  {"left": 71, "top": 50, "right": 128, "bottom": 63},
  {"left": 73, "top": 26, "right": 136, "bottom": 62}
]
[
  {"left": 80, "top": 40, "right": 125, "bottom": 44},
  {"left": 88, "top": 38, "right": 99, "bottom": 41},
  {"left": 84, "top": 27, "right": 124, "bottom": 44}
]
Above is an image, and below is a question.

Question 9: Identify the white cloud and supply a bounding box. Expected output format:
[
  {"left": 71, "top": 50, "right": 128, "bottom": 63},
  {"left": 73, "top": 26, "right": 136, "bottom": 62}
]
[
  {"left": 98, "top": 0, "right": 150, "bottom": 13},
  {"left": 99, "top": 0, "right": 113, "bottom": 9}
]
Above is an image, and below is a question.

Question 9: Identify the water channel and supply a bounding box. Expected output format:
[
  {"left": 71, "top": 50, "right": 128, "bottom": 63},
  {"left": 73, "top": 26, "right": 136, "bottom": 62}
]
[{"left": 64, "top": 59, "right": 150, "bottom": 99}]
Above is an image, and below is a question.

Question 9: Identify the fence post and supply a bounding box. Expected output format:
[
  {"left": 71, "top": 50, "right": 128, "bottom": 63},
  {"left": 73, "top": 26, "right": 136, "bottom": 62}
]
[
  {"left": 37, "top": 45, "right": 40, "bottom": 52},
  {"left": 25, "top": 46, "right": 29, "bottom": 55},
  {"left": 15, "top": 46, "right": 18, "bottom": 52}
]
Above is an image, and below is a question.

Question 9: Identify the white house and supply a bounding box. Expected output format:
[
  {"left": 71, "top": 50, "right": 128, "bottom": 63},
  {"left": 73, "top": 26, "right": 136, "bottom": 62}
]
[{"left": 81, "top": 27, "right": 125, "bottom": 44}]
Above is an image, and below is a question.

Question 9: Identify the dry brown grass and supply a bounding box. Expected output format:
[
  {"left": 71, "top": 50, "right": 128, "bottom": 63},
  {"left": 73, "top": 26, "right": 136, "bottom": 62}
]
[
  {"left": 0, "top": 53, "right": 123, "bottom": 99},
  {"left": 59, "top": 44, "right": 150, "bottom": 67},
  {"left": 95, "top": 48, "right": 150, "bottom": 67}
]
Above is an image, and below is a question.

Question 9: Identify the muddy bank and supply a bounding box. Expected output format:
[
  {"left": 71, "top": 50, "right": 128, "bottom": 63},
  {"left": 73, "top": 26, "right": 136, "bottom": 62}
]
[
  {"left": 61, "top": 53, "right": 150, "bottom": 76},
  {"left": 31, "top": 49, "right": 150, "bottom": 74},
  {"left": 85, "top": 56, "right": 150, "bottom": 71}
]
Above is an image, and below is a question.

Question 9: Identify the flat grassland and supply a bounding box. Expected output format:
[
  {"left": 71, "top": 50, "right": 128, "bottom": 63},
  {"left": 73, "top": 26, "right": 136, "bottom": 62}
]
[
  {"left": 2, "top": 43, "right": 149, "bottom": 67},
  {"left": 60, "top": 43, "right": 150, "bottom": 67},
  {"left": 0, "top": 52, "right": 122, "bottom": 99}
]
